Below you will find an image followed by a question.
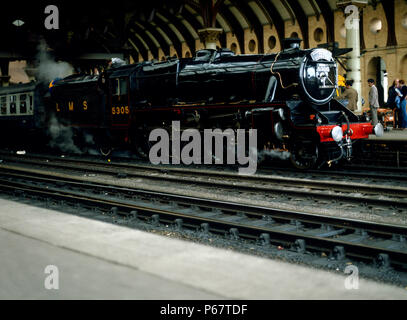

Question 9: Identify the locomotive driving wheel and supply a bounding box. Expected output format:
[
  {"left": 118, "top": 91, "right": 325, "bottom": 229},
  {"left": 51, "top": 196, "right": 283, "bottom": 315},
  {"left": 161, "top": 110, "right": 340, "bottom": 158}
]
[
  {"left": 289, "top": 139, "right": 319, "bottom": 170},
  {"left": 132, "top": 126, "right": 153, "bottom": 159},
  {"left": 99, "top": 147, "right": 113, "bottom": 156}
]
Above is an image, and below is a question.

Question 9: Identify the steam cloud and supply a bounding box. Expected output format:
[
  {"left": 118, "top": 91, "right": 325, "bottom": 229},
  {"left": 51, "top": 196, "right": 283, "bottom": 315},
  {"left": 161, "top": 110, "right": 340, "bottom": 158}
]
[
  {"left": 36, "top": 40, "right": 81, "bottom": 154},
  {"left": 258, "top": 149, "right": 291, "bottom": 162},
  {"left": 48, "top": 116, "right": 81, "bottom": 154},
  {"left": 35, "top": 40, "right": 74, "bottom": 82}
]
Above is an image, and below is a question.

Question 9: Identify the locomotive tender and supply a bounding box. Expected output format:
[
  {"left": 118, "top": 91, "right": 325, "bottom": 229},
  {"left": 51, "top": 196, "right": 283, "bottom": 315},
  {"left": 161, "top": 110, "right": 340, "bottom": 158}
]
[{"left": 1, "top": 38, "right": 383, "bottom": 168}]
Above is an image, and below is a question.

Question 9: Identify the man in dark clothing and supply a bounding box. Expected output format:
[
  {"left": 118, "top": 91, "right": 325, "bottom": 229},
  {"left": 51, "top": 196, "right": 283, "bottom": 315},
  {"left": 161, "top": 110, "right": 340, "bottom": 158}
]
[
  {"left": 387, "top": 79, "right": 400, "bottom": 128},
  {"left": 400, "top": 80, "right": 407, "bottom": 128},
  {"left": 387, "top": 79, "right": 399, "bottom": 109},
  {"left": 340, "top": 80, "right": 358, "bottom": 111}
]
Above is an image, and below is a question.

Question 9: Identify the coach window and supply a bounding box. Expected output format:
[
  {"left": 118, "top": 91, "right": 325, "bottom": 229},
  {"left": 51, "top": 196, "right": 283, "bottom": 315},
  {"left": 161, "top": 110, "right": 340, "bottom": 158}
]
[
  {"left": 10, "top": 95, "right": 17, "bottom": 114},
  {"left": 20, "top": 94, "right": 27, "bottom": 114},
  {"left": 0, "top": 96, "right": 6, "bottom": 115},
  {"left": 29, "top": 94, "right": 33, "bottom": 111}
]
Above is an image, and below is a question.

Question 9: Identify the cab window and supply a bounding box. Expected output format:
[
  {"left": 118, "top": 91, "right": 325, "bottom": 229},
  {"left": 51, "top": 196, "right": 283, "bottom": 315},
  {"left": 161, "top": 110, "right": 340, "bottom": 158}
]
[
  {"left": 111, "top": 78, "right": 128, "bottom": 96},
  {"left": 120, "top": 79, "right": 128, "bottom": 95},
  {"left": 111, "top": 79, "right": 119, "bottom": 96}
]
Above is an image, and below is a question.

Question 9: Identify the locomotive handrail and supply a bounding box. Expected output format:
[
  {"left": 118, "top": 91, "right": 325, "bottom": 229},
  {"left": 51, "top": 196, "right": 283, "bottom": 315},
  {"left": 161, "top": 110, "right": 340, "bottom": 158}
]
[
  {"left": 270, "top": 51, "right": 298, "bottom": 89},
  {"left": 139, "top": 60, "right": 294, "bottom": 79}
]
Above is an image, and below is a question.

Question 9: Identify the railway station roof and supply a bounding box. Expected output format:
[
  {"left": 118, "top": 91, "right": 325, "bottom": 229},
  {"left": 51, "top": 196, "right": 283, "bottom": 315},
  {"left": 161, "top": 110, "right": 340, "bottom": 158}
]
[{"left": 0, "top": 1, "right": 394, "bottom": 62}]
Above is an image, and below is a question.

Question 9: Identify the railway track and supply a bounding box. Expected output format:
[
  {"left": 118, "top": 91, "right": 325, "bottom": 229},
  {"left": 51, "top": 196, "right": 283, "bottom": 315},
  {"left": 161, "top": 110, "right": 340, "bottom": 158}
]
[
  {"left": 261, "top": 165, "right": 407, "bottom": 183},
  {"left": 0, "top": 152, "right": 407, "bottom": 214},
  {"left": 352, "top": 139, "right": 407, "bottom": 168},
  {"left": 0, "top": 167, "right": 406, "bottom": 273},
  {"left": 2, "top": 150, "right": 407, "bottom": 183}
]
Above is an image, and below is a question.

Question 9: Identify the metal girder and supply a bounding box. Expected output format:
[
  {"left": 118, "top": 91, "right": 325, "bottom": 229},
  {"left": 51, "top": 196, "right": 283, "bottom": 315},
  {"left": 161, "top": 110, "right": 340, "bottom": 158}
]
[
  {"left": 157, "top": 10, "right": 196, "bottom": 55},
  {"left": 382, "top": 0, "right": 397, "bottom": 46},
  {"left": 140, "top": 22, "right": 171, "bottom": 57},
  {"left": 286, "top": 0, "right": 310, "bottom": 48},
  {"left": 280, "top": 0, "right": 296, "bottom": 25},
  {"left": 77, "top": 53, "right": 125, "bottom": 60},
  {"left": 260, "top": 0, "right": 285, "bottom": 49},
  {"left": 252, "top": 0, "right": 274, "bottom": 25},
  {"left": 179, "top": 8, "right": 204, "bottom": 32},
  {"left": 127, "top": 34, "right": 148, "bottom": 61},
  {"left": 218, "top": 26, "right": 227, "bottom": 48},
  {"left": 219, "top": 2, "right": 245, "bottom": 53},
  {"left": 314, "top": 0, "right": 334, "bottom": 43},
  {"left": 307, "top": 0, "right": 320, "bottom": 20},
  {"left": 131, "top": 24, "right": 159, "bottom": 59},
  {"left": 231, "top": 0, "right": 264, "bottom": 53},
  {"left": 150, "top": 17, "right": 183, "bottom": 57},
  {"left": 199, "top": 0, "right": 225, "bottom": 27}
]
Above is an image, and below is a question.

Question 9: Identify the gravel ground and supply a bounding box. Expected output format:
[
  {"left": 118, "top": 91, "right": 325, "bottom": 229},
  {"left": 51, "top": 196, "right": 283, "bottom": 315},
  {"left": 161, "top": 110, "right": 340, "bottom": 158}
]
[
  {"left": 1, "top": 161, "right": 406, "bottom": 227},
  {"left": 1, "top": 161, "right": 407, "bottom": 286},
  {"left": 2, "top": 191, "right": 406, "bottom": 287}
]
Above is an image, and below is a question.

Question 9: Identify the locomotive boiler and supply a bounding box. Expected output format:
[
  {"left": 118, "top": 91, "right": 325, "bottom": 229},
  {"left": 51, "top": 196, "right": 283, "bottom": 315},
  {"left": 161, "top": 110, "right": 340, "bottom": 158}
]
[{"left": 46, "top": 38, "right": 383, "bottom": 168}]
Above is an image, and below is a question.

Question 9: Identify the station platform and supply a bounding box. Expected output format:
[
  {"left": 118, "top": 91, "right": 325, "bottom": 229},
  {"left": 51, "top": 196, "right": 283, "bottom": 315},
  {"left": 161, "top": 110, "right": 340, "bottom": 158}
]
[
  {"left": 368, "top": 128, "right": 407, "bottom": 141},
  {"left": 0, "top": 198, "right": 406, "bottom": 300}
]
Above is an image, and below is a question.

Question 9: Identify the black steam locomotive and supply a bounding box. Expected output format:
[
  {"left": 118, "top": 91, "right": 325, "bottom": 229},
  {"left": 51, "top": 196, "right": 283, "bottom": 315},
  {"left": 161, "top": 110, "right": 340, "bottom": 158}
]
[{"left": 0, "top": 38, "right": 383, "bottom": 168}]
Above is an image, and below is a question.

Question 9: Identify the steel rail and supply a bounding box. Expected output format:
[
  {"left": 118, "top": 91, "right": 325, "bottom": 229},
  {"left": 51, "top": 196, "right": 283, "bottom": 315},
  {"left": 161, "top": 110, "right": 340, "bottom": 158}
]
[
  {"left": 0, "top": 168, "right": 406, "bottom": 268},
  {"left": 2, "top": 151, "right": 407, "bottom": 183},
  {"left": 1, "top": 155, "right": 407, "bottom": 209}
]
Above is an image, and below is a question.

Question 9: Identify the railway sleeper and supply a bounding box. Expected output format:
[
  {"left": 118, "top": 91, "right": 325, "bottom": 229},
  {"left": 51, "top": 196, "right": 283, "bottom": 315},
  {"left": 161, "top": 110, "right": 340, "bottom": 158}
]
[
  {"left": 200, "top": 223, "right": 210, "bottom": 235},
  {"left": 151, "top": 214, "right": 160, "bottom": 226},
  {"left": 229, "top": 228, "right": 239, "bottom": 240},
  {"left": 259, "top": 233, "right": 271, "bottom": 246},
  {"left": 246, "top": 220, "right": 274, "bottom": 228},
  {"left": 174, "top": 218, "right": 183, "bottom": 231},
  {"left": 332, "top": 246, "right": 346, "bottom": 260},
  {"left": 294, "top": 239, "right": 306, "bottom": 254},
  {"left": 375, "top": 253, "right": 391, "bottom": 269},
  {"left": 392, "top": 234, "right": 406, "bottom": 242},
  {"left": 218, "top": 215, "right": 246, "bottom": 223},
  {"left": 127, "top": 210, "right": 140, "bottom": 222},
  {"left": 304, "top": 227, "right": 346, "bottom": 238}
]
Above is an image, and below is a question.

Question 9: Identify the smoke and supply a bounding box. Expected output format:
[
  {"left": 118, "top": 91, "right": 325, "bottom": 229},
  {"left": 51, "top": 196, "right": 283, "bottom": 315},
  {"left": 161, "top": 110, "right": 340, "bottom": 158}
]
[
  {"left": 47, "top": 115, "right": 82, "bottom": 154},
  {"left": 35, "top": 40, "right": 74, "bottom": 82},
  {"left": 83, "top": 132, "right": 95, "bottom": 145},
  {"left": 82, "top": 133, "right": 101, "bottom": 155},
  {"left": 258, "top": 149, "right": 291, "bottom": 162}
]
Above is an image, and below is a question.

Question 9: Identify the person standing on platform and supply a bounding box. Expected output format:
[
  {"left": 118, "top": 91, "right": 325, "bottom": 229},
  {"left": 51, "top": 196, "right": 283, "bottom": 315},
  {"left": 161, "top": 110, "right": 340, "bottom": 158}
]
[
  {"left": 387, "top": 79, "right": 400, "bottom": 128},
  {"left": 387, "top": 79, "right": 399, "bottom": 108},
  {"left": 368, "top": 79, "right": 379, "bottom": 126},
  {"left": 400, "top": 80, "right": 407, "bottom": 129},
  {"left": 340, "top": 80, "right": 358, "bottom": 112}
]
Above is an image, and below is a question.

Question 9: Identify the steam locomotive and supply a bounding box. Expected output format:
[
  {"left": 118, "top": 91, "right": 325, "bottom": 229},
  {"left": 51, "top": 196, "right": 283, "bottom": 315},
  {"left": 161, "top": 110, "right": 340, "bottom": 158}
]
[{"left": 0, "top": 38, "right": 383, "bottom": 168}]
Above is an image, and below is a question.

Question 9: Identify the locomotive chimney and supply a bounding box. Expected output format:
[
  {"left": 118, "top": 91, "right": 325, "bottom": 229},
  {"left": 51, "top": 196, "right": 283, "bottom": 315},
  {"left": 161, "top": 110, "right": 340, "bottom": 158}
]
[{"left": 282, "top": 38, "right": 302, "bottom": 50}]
